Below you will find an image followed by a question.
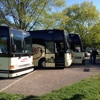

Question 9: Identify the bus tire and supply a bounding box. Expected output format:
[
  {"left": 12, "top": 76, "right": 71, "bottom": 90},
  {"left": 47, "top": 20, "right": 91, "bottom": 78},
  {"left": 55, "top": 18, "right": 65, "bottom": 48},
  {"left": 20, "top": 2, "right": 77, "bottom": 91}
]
[{"left": 39, "top": 58, "right": 45, "bottom": 68}]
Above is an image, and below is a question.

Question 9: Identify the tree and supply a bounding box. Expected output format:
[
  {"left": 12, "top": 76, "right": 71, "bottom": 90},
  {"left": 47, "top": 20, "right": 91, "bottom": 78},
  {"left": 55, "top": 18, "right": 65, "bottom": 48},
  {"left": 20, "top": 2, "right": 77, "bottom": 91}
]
[
  {"left": 39, "top": 11, "right": 69, "bottom": 30},
  {"left": 62, "top": 1, "right": 100, "bottom": 47},
  {"left": 0, "top": 0, "right": 66, "bottom": 31},
  {"left": 89, "top": 22, "right": 100, "bottom": 48}
]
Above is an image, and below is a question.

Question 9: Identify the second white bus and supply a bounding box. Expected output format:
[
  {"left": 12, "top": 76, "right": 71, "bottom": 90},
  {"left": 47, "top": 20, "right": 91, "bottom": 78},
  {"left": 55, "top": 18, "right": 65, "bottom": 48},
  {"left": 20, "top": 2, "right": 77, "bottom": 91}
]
[{"left": 28, "top": 29, "right": 73, "bottom": 68}]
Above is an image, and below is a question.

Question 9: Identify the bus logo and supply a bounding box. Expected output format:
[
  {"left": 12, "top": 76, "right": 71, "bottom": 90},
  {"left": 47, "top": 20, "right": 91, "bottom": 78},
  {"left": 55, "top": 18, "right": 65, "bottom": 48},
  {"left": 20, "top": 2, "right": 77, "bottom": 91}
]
[
  {"left": 33, "top": 47, "right": 44, "bottom": 60},
  {"left": 33, "top": 47, "right": 44, "bottom": 54},
  {"left": 21, "top": 58, "right": 28, "bottom": 62}
]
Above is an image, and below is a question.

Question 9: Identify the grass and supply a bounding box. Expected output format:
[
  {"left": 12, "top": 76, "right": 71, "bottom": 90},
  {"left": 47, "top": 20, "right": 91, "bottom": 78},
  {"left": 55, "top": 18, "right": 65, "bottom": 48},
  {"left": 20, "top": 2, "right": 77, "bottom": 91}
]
[{"left": 0, "top": 74, "right": 100, "bottom": 100}]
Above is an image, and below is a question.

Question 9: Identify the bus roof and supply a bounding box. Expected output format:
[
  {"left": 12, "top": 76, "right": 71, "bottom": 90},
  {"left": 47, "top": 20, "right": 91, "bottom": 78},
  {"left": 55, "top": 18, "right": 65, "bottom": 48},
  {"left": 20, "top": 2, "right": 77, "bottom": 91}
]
[{"left": 28, "top": 29, "right": 67, "bottom": 41}]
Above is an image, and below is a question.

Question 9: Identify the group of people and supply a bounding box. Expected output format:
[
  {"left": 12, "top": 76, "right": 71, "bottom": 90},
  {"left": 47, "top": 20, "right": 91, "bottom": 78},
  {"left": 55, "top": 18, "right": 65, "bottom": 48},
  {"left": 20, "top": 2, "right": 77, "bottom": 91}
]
[{"left": 90, "top": 48, "right": 98, "bottom": 64}]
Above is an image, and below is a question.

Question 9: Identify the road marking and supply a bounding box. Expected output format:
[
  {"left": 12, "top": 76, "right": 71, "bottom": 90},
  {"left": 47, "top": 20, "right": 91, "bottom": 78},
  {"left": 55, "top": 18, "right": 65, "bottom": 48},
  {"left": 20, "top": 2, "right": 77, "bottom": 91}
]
[{"left": 0, "top": 71, "right": 36, "bottom": 92}]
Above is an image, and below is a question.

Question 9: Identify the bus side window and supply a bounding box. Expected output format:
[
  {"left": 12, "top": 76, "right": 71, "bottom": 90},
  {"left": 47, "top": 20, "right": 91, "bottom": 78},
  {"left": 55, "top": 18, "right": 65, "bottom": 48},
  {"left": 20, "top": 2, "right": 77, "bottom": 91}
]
[
  {"left": 0, "top": 37, "right": 7, "bottom": 53},
  {"left": 45, "top": 42, "right": 54, "bottom": 53}
]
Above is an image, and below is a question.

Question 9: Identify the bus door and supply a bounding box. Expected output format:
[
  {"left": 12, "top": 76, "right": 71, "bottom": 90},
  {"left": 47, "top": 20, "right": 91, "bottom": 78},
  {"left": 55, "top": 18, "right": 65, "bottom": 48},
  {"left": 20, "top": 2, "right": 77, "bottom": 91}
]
[
  {"left": 54, "top": 41, "right": 65, "bottom": 68},
  {"left": 72, "top": 47, "right": 85, "bottom": 64},
  {"left": 45, "top": 41, "right": 55, "bottom": 67},
  {"left": 55, "top": 41, "right": 64, "bottom": 58}
]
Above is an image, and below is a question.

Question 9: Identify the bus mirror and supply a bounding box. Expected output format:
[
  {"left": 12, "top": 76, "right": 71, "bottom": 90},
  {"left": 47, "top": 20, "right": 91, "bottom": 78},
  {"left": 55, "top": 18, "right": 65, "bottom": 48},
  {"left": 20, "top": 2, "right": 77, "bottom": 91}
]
[{"left": 12, "top": 44, "right": 16, "bottom": 52}]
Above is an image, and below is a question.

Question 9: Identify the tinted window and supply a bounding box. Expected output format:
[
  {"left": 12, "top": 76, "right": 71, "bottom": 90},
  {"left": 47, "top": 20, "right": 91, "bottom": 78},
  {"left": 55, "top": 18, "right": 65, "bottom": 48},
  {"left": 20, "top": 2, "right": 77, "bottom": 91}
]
[
  {"left": 69, "top": 34, "right": 80, "bottom": 42},
  {"left": 0, "top": 27, "right": 8, "bottom": 54},
  {"left": 10, "top": 29, "right": 32, "bottom": 53},
  {"left": 23, "top": 31, "right": 32, "bottom": 53},
  {"left": 0, "top": 27, "right": 8, "bottom": 35},
  {"left": 32, "top": 39, "right": 45, "bottom": 46},
  {"left": 54, "top": 31, "right": 64, "bottom": 41},
  {"left": 69, "top": 34, "right": 84, "bottom": 52},
  {"left": 10, "top": 29, "right": 23, "bottom": 53},
  {"left": 0, "top": 37, "right": 7, "bottom": 53},
  {"left": 29, "top": 31, "right": 53, "bottom": 41},
  {"left": 46, "top": 41, "right": 54, "bottom": 53}
]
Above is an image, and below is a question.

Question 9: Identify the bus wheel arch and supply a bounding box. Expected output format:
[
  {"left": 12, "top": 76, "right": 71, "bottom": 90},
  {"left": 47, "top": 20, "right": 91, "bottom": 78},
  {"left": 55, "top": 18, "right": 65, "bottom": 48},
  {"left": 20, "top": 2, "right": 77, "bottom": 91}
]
[{"left": 38, "top": 58, "right": 45, "bottom": 68}]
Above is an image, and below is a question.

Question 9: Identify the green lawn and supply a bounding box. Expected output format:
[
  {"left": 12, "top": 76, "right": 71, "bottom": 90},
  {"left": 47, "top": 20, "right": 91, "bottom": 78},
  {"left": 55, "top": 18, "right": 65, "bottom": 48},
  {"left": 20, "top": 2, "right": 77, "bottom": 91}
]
[{"left": 0, "top": 74, "right": 100, "bottom": 100}]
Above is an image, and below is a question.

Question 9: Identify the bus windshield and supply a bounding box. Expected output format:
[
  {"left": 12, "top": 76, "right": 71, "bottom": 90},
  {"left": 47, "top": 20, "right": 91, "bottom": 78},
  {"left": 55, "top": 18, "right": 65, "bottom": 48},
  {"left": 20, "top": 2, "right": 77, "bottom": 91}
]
[
  {"left": 68, "top": 34, "right": 84, "bottom": 52},
  {"left": 23, "top": 32, "right": 32, "bottom": 53},
  {"left": 10, "top": 29, "right": 32, "bottom": 53}
]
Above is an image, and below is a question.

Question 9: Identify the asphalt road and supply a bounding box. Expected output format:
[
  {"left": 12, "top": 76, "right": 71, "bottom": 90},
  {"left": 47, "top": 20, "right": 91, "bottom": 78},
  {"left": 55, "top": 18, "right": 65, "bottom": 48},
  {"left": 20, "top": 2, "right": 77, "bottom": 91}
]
[{"left": 0, "top": 57, "right": 100, "bottom": 96}]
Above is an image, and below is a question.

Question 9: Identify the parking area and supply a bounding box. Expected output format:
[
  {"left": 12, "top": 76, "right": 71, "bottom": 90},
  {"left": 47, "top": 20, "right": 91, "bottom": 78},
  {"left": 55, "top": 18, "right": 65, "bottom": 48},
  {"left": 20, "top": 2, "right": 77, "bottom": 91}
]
[{"left": 0, "top": 58, "right": 100, "bottom": 96}]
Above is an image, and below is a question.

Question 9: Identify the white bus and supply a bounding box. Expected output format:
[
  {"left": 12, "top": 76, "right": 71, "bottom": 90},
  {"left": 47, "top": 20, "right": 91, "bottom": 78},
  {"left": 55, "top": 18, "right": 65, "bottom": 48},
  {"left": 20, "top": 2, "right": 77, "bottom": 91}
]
[
  {"left": 28, "top": 29, "right": 72, "bottom": 68},
  {"left": 0, "top": 26, "right": 34, "bottom": 78},
  {"left": 68, "top": 33, "right": 85, "bottom": 64}
]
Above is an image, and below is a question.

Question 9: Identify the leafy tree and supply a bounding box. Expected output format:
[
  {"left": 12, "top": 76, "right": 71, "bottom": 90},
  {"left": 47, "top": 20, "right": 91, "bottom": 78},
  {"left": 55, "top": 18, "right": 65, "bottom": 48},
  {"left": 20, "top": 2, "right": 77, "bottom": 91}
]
[
  {"left": 89, "top": 22, "right": 100, "bottom": 48},
  {"left": 62, "top": 1, "right": 100, "bottom": 47},
  {"left": 40, "top": 11, "right": 69, "bottom": 29},
  {"left": 0, "top": 0, "right": 66, "bottom": 30},
  {"left": 0, "top": 12, "right": 6, "bottom": 25}
]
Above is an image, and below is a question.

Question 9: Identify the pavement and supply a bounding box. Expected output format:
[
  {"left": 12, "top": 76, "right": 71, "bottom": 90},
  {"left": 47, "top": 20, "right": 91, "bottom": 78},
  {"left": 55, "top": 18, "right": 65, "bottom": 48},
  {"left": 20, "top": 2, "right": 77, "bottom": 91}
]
[{"left": 0, "top": 57, "right": 100, "bottom": 96}]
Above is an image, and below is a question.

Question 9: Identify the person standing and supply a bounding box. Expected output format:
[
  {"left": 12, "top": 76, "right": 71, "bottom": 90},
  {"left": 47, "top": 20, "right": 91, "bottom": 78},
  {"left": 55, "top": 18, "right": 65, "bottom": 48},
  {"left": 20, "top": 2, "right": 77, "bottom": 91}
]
[
  {"left": 89, "top": 51, "right": 93, "bottom": 63},
  {"left": 92, "top": 48, "right": 98, "bottom": 64}
]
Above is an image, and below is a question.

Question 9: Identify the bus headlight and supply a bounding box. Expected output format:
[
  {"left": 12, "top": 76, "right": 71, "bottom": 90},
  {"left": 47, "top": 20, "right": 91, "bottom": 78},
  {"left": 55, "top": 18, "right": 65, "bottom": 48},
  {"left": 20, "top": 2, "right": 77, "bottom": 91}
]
[
  {"left": 10, "top": 64, "right": 19, "bottom": 69},
  {"left": 10, "top": 65, "right": 14, "bottom": 69}
]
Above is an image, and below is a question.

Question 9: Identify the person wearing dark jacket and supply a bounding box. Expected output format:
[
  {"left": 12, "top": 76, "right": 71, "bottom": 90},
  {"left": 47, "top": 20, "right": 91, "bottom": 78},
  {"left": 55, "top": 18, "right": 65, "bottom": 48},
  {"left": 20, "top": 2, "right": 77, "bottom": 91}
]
[{"left": 92, "top": 48, "right": 98, "bottom": 64}]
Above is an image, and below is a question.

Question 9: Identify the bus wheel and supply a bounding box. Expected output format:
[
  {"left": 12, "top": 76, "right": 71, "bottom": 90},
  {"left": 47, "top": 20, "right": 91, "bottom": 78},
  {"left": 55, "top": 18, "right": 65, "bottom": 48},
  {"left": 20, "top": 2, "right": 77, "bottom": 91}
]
[{"left": 39, "top": 59, "right": 45, "bottom": 68}]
